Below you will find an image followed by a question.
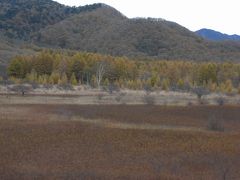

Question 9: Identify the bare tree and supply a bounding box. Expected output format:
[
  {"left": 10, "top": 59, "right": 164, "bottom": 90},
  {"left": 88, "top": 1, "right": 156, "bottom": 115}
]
[{"left": 96, "top": 61, "right": 108, "bottom": 89}]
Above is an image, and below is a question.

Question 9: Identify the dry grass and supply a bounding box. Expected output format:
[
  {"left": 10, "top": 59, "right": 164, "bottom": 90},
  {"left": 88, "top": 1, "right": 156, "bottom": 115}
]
[
  {"left": 1, "top": 88, "right": 240, "bottom": 106},
  {"left": 0, "top": 104, "right": 239, "bottom": 179}
]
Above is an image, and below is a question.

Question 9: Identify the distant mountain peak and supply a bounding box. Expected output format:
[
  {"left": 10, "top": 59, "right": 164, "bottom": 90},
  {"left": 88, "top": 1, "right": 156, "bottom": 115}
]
[{"left": 195, "top": 28, "right": 240, "bottom": 41}]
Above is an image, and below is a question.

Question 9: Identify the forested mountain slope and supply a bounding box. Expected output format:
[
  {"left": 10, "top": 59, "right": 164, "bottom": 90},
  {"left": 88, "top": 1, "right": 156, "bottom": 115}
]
[
  {"left": 0, "top": 0, "right": 102, "bottom": 39},
  {"left": 1, "top": 0, "right": 240, "bottom": 65},
  {"left": 35, "top": 5, "right": 240, "bottom": 61}
]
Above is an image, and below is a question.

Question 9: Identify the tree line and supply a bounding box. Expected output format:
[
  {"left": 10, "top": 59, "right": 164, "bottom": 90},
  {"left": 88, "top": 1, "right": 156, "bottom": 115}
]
[{"left": 6, "top": 50, "right": 240, "bottom": 94}]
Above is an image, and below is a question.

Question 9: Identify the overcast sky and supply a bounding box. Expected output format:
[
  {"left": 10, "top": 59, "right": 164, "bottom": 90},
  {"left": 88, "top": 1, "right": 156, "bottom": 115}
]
[{"left": 55, "top": 0, "right": 240, "bottom": 35}]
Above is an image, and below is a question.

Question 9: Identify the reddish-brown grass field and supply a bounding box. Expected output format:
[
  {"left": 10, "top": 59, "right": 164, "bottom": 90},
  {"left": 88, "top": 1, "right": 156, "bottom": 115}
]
[{"left": 0, "top": 104, "right": 239, "bottom": 179}]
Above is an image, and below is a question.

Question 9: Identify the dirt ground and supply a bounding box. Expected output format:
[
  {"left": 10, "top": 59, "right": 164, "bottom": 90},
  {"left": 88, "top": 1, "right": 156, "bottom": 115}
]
[{"left": 0, "top": 104, "right": 240, "bottom": 179}]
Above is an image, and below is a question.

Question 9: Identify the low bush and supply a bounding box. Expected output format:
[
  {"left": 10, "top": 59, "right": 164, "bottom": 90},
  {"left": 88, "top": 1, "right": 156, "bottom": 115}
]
[{"left": 143, "top": 94, "right": 156, "bottom": 105}]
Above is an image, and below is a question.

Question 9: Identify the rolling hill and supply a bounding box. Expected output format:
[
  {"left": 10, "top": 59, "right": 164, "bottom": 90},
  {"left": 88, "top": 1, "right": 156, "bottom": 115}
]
[
  {"left": 196, "top": 29, "right": 240, "bottom": 41},
  {"left": 35, "top": 5, "right": 240, "bottom": 61}
]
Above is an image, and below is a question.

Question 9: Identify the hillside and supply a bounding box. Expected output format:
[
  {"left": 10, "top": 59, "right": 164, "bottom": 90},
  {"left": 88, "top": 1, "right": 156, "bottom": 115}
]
[
  {"left": 0, "top": 33, "right": 37, "bottom": 76},
  {"left": 35, "top": 5, "right": 240, "bottom": 61},
  {"left": 36, "top": 6, "right": 208, "bottom": 59},
  {"left": 0, "top": 0, "right": 102, "bottom": 68},
  {"left": 1, "top": 0, "right": 240, "bottom": 64},
  {"left": 196, "top": 29, "right": 240, "bottom": 41},
  {"left": 0, "top": 0, "right": 102, "bottom": 40}
]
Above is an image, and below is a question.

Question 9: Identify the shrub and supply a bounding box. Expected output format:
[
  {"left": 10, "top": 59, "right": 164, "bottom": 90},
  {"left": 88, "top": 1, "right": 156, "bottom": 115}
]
[
  {"left": 192, "top": 86, "right": 209, "bottom": 104},
  {"left": 162, "top": 78, "right": 170, "bottom": 91},
  {"left": 58, "top": 73, "right": 68, "bottom": 85},
  {"left": 225, "top": 79, "right": 233, "bottom": 94},
  {"left": 8, "top": 84, "right": 32, "bottom": 95},
  {"left": 97, "top": 93, "right": 104, "bottom": 101},
  {"left": 177, "top": 79, "right": 184, "bottom": 90},
  {"left": 31, "top": 82, "right": 40, "bottom": 89},
  {"left": 0, "top": 76, "right": 3, "bottom": 84},
  {"left": 143, "top": 94, "right": 155, "bottom": 105},
  {"left": 57, "top": 84, "right": 73, "bottom": 91},
  {"left": 115, "top": 92, "right": 126, "bottom": 103},
  {"left": 216, "top": 97, "right": 226, "bottom": 106},
  {"left": 143, "top": 82, "right": 153, "bottom": 94},
  {"left": 70, "top": 73, "right": 78, "bottom": 86},
  {"left": 108, "top": 83, "right": 120, "bottom": 94}
]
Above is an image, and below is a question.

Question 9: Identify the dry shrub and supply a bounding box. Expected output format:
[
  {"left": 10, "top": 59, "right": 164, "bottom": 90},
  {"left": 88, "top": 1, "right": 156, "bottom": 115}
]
[
  {"left": 143, "top": 94, "right": 156, "bottom": 105},
  {"left": 216, "top": 97, "right": 226, "bottom": 106},
  {"left": 192, "top": 87, "right": 209, "bottom": 104},
  {"left": 115, "top": 92, "right": 126, "bottom": 103},
  {"left": 8, "top": 84, "right": 32, "bottom": 95},
  {"left": 97, "top": 93, "right": 104, "bottom": 101},
  {"left": 57, "top": 84, "right": 73, "bottom": 91}
]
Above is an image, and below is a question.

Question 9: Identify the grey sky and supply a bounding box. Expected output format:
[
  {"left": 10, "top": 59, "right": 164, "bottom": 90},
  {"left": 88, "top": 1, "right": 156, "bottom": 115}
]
[{"left": 55, "top": 0, "right": 240, "bottom": 35}]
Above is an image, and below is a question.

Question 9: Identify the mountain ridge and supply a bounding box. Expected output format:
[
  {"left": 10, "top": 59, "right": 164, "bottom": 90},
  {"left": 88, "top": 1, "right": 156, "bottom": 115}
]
[
  {"left": 196, "top": 28, "right": 240, "bottom": 41},
  {"left": 1, "top": 0, "right": 240, "bottom": 65},
  {"left": 34, "top": 5, "right": 240, "bottom": 61}
]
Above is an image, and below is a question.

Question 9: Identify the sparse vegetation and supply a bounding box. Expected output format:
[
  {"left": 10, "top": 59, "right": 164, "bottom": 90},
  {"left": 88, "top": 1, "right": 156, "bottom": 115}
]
[
  {"left": 0, "top": 104, "right": 239, "bottom": 179},
  {"left": 143, "top": 93, "right": 156, "bottom": 105},
  {"left": 0, "top": 1, "right": 240, "bottom": 179}
]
